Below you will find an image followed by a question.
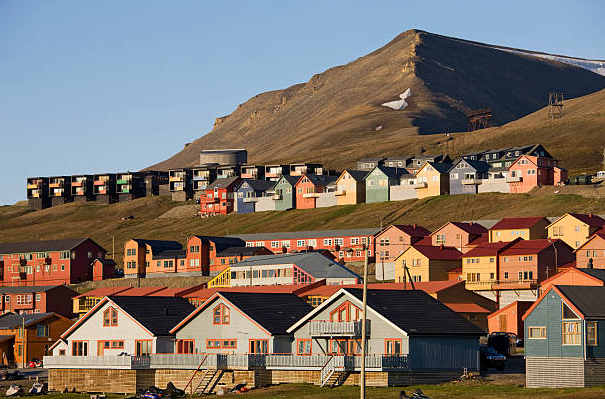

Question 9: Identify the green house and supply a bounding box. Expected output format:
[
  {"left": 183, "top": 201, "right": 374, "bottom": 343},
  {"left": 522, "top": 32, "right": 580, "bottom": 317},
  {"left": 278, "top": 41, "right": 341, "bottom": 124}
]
[
  {"left": 524, "top": 284, "right": 605, "bottom": 388},
  {"left": 365, "top": 166, "right": 408, "bottom": 203},
  {"left": 273, "top": 175, "right": 299, "bottom": 210}
]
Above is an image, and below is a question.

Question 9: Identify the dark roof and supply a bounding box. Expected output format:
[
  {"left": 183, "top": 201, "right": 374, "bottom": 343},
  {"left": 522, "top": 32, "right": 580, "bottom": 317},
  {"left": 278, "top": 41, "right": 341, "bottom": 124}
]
[
  {"left": 0, "top": 286, "right": 60, "bottom": 294},
  {"left": 109, "top": 296, "right": 195, "bottom": 335},
  {"left": 0, "top": 238, "right": 97, "bottom": 255},
  {"left": 388, "top": 225, "right": 431, "bottom": 238},
  {"left": 556, "top": 285, "right": 605, "bottom": 318},
  {"left": 424, "top": 161, "right": 452, "bottom": 174},
  {"left": 303, "top": 174, "right": 337, "bottom": 186},
  {"left": 207, "top": 176, "right": 240, "bottom": 189},
  {"left": 0, "top": 312, "right": 54, "bottom": 329},
  {"left": 463, "top": 240, "right": 518, "bottom": 257},
  {"left": 449, "top": 222, "right": 488, "bottom": 235},
  {"left": 357, "top": 157, "right": 386, "bottom": 163},
  {"left": 191, "top": 236, "right": 246, "bottom": 253},
  {"left": 567, "top": 213, "right": 605, "bottom": 228},
  {"left": 342, "top": 170, "right": 369, "bottom": 182},
  {"left": 578, "top": 268, "right": 605, "bottom": 282},
  {"left": 453, "top": 159, "right": 491, "bottom": 173},
  {"left": 500, "top": 239, "right": 565, "bottom": 256},
  {"left": 344, "top": 289, "right": 485, "bottom": 335},
  {"left": 276, "top": 175, "right": 300, "bottom": 186},
  {"left": 152, "top": 249, "right": 187, "bottom": 260},
  {"left": 93, "top": 258, "right": 117, "bottom": 266},
  {"left": 490, "top": 217, "right": 549, "bottom": 230},
  {"left": 371, "top": 166, "right": 408, "bottom": 179},
  {"left": 239, "top": 180, "right": 275, "bottom": 192},
  {"left": 220, "top": 292, "right": 313, "bottom": 334},
  {"left": 131, "top": 239, "right": 182, "bottom": 252},
  {"left": 216, "top": 246, "right": 266, "bottom": 257}
]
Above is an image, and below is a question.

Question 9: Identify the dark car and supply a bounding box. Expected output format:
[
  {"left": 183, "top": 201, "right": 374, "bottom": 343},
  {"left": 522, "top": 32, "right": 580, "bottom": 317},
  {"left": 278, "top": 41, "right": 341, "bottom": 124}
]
[
  {"left": 480, "top": 345, "right": 506, "bottom": 371},
  {"left": 488, "top": 333, "right": 513, "bottom": 357}
]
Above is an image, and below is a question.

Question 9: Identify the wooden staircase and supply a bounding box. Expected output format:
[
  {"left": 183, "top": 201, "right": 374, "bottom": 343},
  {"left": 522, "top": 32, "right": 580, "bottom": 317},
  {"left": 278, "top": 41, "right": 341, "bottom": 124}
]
[
  {"left": 193, "top": 369, "right": 224, "bottom": 395},
  {"left": 323, "top": 370, "right": 349, "bottom": 387}
]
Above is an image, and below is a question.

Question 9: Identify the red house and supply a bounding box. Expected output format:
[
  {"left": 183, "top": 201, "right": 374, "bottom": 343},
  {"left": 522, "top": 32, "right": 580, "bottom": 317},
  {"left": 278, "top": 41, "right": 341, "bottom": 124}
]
[
  {"left": 294, "top": 174, "right": 337, "bottom": 209},
  {"left": 508, "top": 155, "right": 565, "bottom": 193},
  {"left": 91, "top": 258, "right": 116, "bottom": 281},
  {"left": 487, "top": 300, "right": 534, "bottom": 338},
  {"left": 186, "top": 236, "right": 271, "bottom": 275},
  {"left": 200, "top": 176, "right": 241, "bottom": 216},
  {"left": 0, "top": 238, "right": 106, "bottom": 286},
  {"left": 0, "top": 285, "right": 78, "bottom": 318}
]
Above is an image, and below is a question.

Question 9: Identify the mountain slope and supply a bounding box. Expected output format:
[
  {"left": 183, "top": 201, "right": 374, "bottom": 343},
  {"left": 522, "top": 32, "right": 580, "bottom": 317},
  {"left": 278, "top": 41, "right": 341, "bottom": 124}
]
[{"left": 149, "top": 29, "right": 605, "bottom": 170}]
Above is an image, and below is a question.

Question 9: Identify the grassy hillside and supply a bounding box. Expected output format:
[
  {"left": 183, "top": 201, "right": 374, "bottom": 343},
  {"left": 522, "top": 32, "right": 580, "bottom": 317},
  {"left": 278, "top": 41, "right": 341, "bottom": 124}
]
[{"left": 3, "top": 188, "right": 605, "bottom": 268}]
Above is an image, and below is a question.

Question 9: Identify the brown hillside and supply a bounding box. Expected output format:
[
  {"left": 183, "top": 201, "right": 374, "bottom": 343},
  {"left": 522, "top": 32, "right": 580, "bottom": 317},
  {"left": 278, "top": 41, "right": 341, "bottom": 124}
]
[{"left": 149, "top": 29, "right": 605, "bottom": 171}]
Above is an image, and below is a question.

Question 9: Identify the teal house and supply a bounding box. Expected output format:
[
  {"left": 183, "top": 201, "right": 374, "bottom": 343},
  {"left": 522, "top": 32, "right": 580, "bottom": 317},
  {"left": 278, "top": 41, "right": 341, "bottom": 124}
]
[
  {"left": 524, "top": 285, "right": 605, "bottom": 388},
  {"left": 365, "top": 166, "right": 408, "bottom": 203},
  {"left": 273, "top": 175, "right": 299, "bottom": 210}
]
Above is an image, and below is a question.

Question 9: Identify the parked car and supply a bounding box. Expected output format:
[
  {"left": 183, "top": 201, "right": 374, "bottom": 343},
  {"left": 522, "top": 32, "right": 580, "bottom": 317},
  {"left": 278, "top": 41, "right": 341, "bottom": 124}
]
[
  {"left": 480, "top": 345, "right": 506, "bottom": 371},
  {"left": 487, "top": 333, "right": 513, "bottom": 357},
  {"left": 28, "top": 358, "right": 43, "bottom": 368}
]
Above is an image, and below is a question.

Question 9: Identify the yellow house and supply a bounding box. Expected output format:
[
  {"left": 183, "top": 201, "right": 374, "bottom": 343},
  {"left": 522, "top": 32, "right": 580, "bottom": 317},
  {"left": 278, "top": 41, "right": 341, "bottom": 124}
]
[
  {"left": 460, "top": 240, "right": 519, "bottom": 291},
  {"left": 415, "top": 162, "right": 451, "bottom": 199},
  {"left": 394, "top": 244, "right": 461, "bottom": 283},
  {"left": 334, "top": 169, "right": 368, "bottom": 205},
  {"left": 546, "top": 213, "right": 605, "bottom": 249},
  {"left": 488, "top": 217, "right": 549, "bottom": 243}
]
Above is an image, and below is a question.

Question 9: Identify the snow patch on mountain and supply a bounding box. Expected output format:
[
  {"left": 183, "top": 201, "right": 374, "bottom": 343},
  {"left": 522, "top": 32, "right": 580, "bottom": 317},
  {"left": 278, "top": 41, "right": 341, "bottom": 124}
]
[{"left": 382, "top": 88, "right": 412, "bottom": 110}]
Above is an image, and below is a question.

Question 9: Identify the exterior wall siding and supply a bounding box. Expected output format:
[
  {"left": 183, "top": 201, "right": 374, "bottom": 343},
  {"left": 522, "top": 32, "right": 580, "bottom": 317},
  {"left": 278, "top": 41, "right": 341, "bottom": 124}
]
[
  {"left": 389, "top": 185, "right": 416, "bottom": 201},
  {"left": 408, "top": 336, "right": 479, "bottom": 371},
  {"left": 526, "top": 357, "right": 584, "bottom": 388}
]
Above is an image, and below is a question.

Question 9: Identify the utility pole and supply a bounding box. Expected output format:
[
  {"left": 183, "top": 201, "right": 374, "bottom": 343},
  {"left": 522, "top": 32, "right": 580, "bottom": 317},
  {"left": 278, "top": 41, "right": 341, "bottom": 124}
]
[{"left": 360, "top": 243, "right": 368, "bottom": 399}]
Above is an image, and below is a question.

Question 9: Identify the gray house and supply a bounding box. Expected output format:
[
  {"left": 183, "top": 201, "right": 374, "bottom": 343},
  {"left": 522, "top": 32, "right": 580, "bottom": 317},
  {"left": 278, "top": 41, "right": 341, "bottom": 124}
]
[
  {"left": 524, "top": 285, "right": 605, "bottom": 388},
  {"left": 448, "top": 159, "right": 491, "bottom": 195},
  {"left": 273, "top": 175, "right": 299, "bottom": 211}
]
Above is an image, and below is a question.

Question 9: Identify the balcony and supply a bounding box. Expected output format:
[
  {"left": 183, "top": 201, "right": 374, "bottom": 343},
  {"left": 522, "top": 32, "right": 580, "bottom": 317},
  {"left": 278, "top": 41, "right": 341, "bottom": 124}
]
[
  {"left": 461, "top": 178, "right": 482, "bottom": 185},
  {"left": 93, "top": 180, "right": 107, "bottom": 185},
  {"left": 242, "top": 197, "right": 258, "bottom": 203},
  {"left": 49, "top": 183, "right": 64, "bottom": 188},
  {"left": 303, "top": 192, "right": 320, "bottom": 198},
  {"left": 266, "top": 354, "right": 408, "bottom": 371},
  {"left": 169, "top": 176, "right": 184, "bottom": 182},
  {"left": 491, "top": 279, "right": 538, "bottom": 290},
  {"left": 413, "top": 182, "right": 428, "bottom": 188},
  {"left": 117, "top": 179, "right": 131, "bottom": 184},
  {"left": 308, "top": 320, "right": 370, "bottom": 336},
  {"left": 506, "top": 176, "right": 522, "bottom": 183},
  {"left": 27, "top": 184, "right": 41, "bottom": 189},
  {"left": 71, "top": 182, "right": 83, "bottom": 187},
  {"left": 334, "top": 190, "right": 346, "bottom": 196}
]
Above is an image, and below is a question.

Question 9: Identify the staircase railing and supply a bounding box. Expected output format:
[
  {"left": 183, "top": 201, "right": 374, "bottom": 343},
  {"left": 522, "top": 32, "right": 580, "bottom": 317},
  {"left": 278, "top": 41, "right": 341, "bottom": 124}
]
[
  {"left": 320, "top": 356, "right": 335, "bottom": 387},
  {"left": 183, "top": 354, "right": 208, "bottom": 395}
]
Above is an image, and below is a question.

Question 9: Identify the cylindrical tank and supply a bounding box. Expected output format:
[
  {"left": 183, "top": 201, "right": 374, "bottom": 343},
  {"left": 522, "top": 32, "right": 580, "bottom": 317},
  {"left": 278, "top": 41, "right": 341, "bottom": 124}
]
[{"left": 199, "top": 149, "right": 247, "bottom": 165}]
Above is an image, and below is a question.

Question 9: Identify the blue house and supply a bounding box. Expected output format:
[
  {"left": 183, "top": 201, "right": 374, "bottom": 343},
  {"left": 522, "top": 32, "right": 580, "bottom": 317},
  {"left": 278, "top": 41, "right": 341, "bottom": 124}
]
[
  {"left": 235, "top": 180, "right": 275, "bottom": 214},
  {"left": 448, "top": 159, "right": 491, "bottom": 195},
  {"left": 524, "top": 284, "right": 605, "bottom": 388}
]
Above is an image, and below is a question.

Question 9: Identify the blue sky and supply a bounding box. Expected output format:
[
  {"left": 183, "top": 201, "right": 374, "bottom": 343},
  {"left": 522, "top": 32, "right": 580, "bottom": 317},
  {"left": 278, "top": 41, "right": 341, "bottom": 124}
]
[{"left": 1, "top": 1, "right": 603, "bottom": 205}]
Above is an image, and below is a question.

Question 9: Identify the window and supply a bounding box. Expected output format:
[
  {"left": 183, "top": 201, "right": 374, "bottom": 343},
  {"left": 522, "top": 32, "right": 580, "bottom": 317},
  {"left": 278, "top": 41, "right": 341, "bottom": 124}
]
[
  {"left": 60, "top": 251, "right": 70, "bottom": 259},
  {"left": 296, "top": 240, "right": 306, "bottom": 247},
  {"left": 36, "top": 324, "right": 49, "bottom": 337},
  {"left": 324, "top": 239, "right": 333, "bottom": 246},
  {"left": 297, "top": 339, "right": 312, "bottom": 355},
  {"left": 504, "top": 272, "right": 509, "bottom": 279},
  {"left": 308, "top": 239, "right": 317, "bottom": 247},
  {"left": 249, "top": 339, "right": 268, "bottom": 354},
  {"left": 385, "top": 339, "right": 402, "bottom": 355},
  {"left": 213, "top": 304, "right": 230, "bottom": 325},
  {"left": 136, "top": 340, "right": 152, "bottom": 356},
  {"left": 72, "top": 341, "right": 88, "bottom": 356},
  {"left": 281, "top": 240, "right": 290, "bottom": 248},
  {"left": 562, "top": 302, "right": 579, "bottom": 320},
  {"left": 552, "top": 226, "right": 564, "bottom": 236},
  {"left": 334, "top": 238, "right": 344, "bottom": 246},
  {"left": 222, "top": 339, "right": 236, "bottom": 349},
  {"left": 435, "top": 234, "right": 445, "bottom": 244},
  {"left": 112, "top": 340, "right": 124, "bottom": 349},
  {"left": 271, "top": 241, "right": 280, "bottom": 248},
  {"left": 587, "top": 322, "right": 598, "bottom": 346},
  {"left": 528, "top": 327, "right": 546, "bottom": 339},
  {"left": 103, "top": 307, "right": 118, "bottom": 327},
  {"left": 562, "top": 321, "right": 581, "bottom": 345},
  {"left": 177, "top": 339, "right": 195, "bottom": 354},
  {"left": 59, "top": 349, "right": 66, "bottom": 356}
]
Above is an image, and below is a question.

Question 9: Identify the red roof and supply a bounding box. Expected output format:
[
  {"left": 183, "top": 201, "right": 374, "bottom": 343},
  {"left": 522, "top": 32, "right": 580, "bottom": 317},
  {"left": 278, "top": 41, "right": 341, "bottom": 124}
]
[
  {"left": 300, "top": 280, "right": 462, "bottom": 298},
  {"left": 463, "top": 241, "right": 517, "bottom": 257},
  {"left": 568, "top": 213, "right": 605, "bottom": 228},
  {"left": 148, "top": 287, "right": 194, "bottom": 297},
  {"left": 490, "top": 217, "right": 548, "bottom": 230},
  {"left": 448, "top": 267, "right": 462, "bottom": 274},
  {"left": 415, "top": 236, "right": 432, "bottom": 245},
  {"left": 432, "top": 222, "right": 487, "bottom": 236},
  {"left": 445, "top": 303, "right": 490, "bottom": 313},
  {"left": 113, "top": 287, "right": 166, "bottom": 296},
  {"left": 388, "top": 224, "right": 431, "bottom": 238},
  {"left": 411, "top": 245, "right": 461, "bottom": 260},
  {"left": 467, "top": 233, "right": 489, "bottom": 247},
  {"left": 184, "top": 284, "right": 308, "bottom": 300},
  {"left": 500, "top": 239, "right": 560, "bottom": 256},
  {"left": 73, "top": 286, "right": 134, "bottom": 299}
]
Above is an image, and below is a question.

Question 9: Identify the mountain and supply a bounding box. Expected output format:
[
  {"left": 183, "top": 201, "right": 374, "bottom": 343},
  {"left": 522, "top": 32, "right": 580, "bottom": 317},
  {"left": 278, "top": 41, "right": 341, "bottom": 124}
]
[{"left": 149, "top": 29, "right": 605, "bottom": 171}]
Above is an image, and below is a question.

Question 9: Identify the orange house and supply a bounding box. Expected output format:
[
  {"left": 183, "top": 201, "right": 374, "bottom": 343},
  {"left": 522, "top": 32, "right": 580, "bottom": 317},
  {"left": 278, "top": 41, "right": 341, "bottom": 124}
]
[
  {"left": 430, "top": 222, "right": 488, "bottom": 253},
  {"left": 374, "top": 224, "right": 431, "bottom": 265},
  {"left": 539, "top": 266, "right": 605, "bottom": 295},
  {"left": 575, "top": 232, "right": 605, "bottom": 268},
  {"left": 294, "top": 174, "right": 337, "bottom": 209},
  {"left": 123, "top": 239, "right": 183, "bottom": 278},
  {"left": 487, "top": 300, "right": 533, "bottom": 338},
  {"left": 507, "top": 155, "right": 564, "bottom": 193}
]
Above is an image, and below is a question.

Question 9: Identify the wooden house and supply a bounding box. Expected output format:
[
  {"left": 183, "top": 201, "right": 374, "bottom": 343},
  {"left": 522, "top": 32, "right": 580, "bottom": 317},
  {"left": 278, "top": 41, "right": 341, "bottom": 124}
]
[
  {"left": 373, "top": 224, "right": 431, "bottom": 280},
  {"left": 273, "top": 175, "right": 299, "bottom": 210},
  {"left": 547, "top": 213, "right": 605, "bottom": 249},
  {"left": 365, "top": 166, "right": 408, "bottom": 203},
  {"left": 335, "top": 170, "right": 368, "bottom": 205},
  {"left": 199, "top": 176, "right": 241, "bottom": 216},
  {"left": 489, "top": 217, "right": 550, "bottom": 242},
  {"left": 294, "top": 174, "right": 337, "bottom": 209},
  {"left": 393, "top": 245, "right": 461, "bottom": 283},
  {"left": 415, "top": 162, "right": 452, "bottom": 199},
  {"left": 430, "top": 221, "right": 487, "bottom": 253},
  {"left": 235, "top": 180, "right": 274, "bottom": 214}
]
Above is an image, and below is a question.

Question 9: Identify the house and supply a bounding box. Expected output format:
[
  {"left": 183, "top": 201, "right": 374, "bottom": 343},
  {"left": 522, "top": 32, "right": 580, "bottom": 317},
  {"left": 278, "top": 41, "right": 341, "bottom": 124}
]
[
  {"left": 461, "top": 151, "right": 485, "bottom": 162},
  {"left": 216, "top": 252, "right": 361, "bottom": 287},
  {"left": 273, "top": 175, "right": 299, "bottom": 210},
  {"left": 478, "top": 167, "right": 510, "bottom": 193},
  {"left": 235, "top": 180, "right": 275, "bottom": 214},
  {"left": 407, "top": 154, "right": 451, "bottom": 173},
  {"left": 482, "top": 144, "right": 553, "bottom": 168},
  {"left": 365, "top": 166, "right": 409, "bottom": 203},
  {"left": 448, "top": 159, "right": 491, "bottom": 195},
  {"left": 294, "top": 174, "right": 337, "bottom": 209},
  {"left": 384, "top": 157, "right": 411, "bottom": 168},
  {"left": 576, "top": 232, "right": 605, "bottom": 268},
  {"left": 488, "top": 216, "right": 550, "bottom": 242},
  {"left": 53, "top": 296, "right": 194, "bottom": 358},
  {"left": 430, "top": 221, "right": 488, "bottom": 253},
  {"left": 507, "top": 155, "right": 564, "bottom": 193},
  {"left": 523, "top": 285, "right": 605, "bottom": 387},
  {"left": 0, "top": 285, "right": 78, "bottom": 318},
  {"left": 70, "top": 175, "right": 94, "bottom": 202},
  {"left": 374, "top": 224, "right": 431, "bottom": 280},
  {"left": 547, "top": 213, "right": 605, "bottom": 249},
  {"left": 199, "top": 176, "right": 241, "bottom": 216},
  {"left": 0, "top": 238, "right": 107, "bottom": 286},
  {"left": 290, "top": 163, "right": 324, "bottom": 176},
  {"left": 240, "top": 165, "right": 265, "bottom": 180},
  {"left": 393, "top": 245, "right": 462, "bottom": 283},
  {"left": 122, "top": 239, "right": 183, "bottom": 278},
  {"left": 92, "top": 258, "right": 116, "bottom": 281},
  {"left": 212, "top": 246, "right": 273, "bottom": 271},
  {"left": 487, "top": 300, "right": 533, "bottom": 338},
  {"left": 334, "top": 170, "right": 368, "bottom": 205},
  {"left": 356, "top": 157, "right": 385, "bottom": 171},
  {"left": 186, "top": 235, "right": 251, "bottom": 276},
  {"left": 26, "top": 177, "right": 50, "bottom": 210},
  {"left": 539, "top": 267, "right": 605, "bottom": 295},
  {"left": 182, "top": 283, "right": 314, "bottom": 308},
  {"left": 0, "top": 312, "right": 73, "bottom": 367},
  {"left": 389, "top": 172, "right": 417, "bottom": 201},
  {"left": 93, "top": 173, "right": 117, "bottom": 204},
  {"left": 228, "top": 228, "right": 379, "bottom": 263},
  {"left": 264, "top": 164, "right": 290, "bottom": 181},
  {"left": 116, "top": 172, "right": 149, "bottom": 202},
  {"left": 283, "top": 288, "right": 484, "bottom": 386},
  {"left": 191, "top": 166, "right": 217, "bottom": 199},
  {"left": 169, "top": 168, "right": 193, "bottom": 201},
  {"left": 171, "top": 292, "right": 313, "bottom": 355},
  {"left": 216, "top": 164, "right": 241, "bottom": 179},
  {"left": 48, "top": 176, "right": 72, "bottom": 206},
  {"left": 415, "top": 162, "right": 452, "bottom": 199}
]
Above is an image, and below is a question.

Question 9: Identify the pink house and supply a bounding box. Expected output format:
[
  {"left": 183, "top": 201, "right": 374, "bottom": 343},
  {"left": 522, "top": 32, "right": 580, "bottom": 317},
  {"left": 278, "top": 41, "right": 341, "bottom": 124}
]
[{"left": 507, "top": 155, "right": 564, "bottom": 193}]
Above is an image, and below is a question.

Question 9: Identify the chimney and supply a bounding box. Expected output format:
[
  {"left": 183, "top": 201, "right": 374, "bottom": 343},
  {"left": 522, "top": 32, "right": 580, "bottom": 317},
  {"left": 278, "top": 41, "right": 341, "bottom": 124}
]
[
  {"left": 590, "top": 213, "right": 593, "bottom": 218},
  {"left": 470, "top": 222, "right": 473, "bottom": 226}
]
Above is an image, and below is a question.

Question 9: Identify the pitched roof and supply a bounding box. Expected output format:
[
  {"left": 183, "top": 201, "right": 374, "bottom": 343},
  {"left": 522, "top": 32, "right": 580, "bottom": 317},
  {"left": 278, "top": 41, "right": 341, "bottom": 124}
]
[
  {"left": 131, "top": 239, "right": 182, "bottom": 252},
  {"left": 191, "top": 236, "right": 246, "bottom": 253},
  {"left": 452, "top": 159, "right": 491, "bottom": 173},
  {"left": 341, "top": 170, "right": 369, "bottom": 182},
  {"left": 228, "top": 228, "right": 380, "bottom": 241},
  {"left": 0, "top": 238, "right": 99, "bottom": 255},
  {"left": 299, "top": 280, "right": 463, "bottom": 298},
  {"left": 239, "top": 179, "right": 275, "bottom": 192},
  {"left": 490, "top": 217, "right": 548, "bottom": 230},
  {"left": 207, "top": 176, "right": 240, "bottom": 189},
  {"left": 216, "top": 246, "right": 267, "bottom": 257},
  {"left": 432, "top": 222, "right": 487, "bottom": 236},
  {"left": 408, "top": 245, "right": 462, "bottom": 260},
  {"left": 93, "top": 258, "right": 117, "bottom": 266},
  {"left": 556, "top": 285, "right": 605, "bottom": 318},
  {"left": 113, "top": 287, "right": 167, "bottom": 296},
  {"left": 499, "top": 239, "right": 562, "bottom": 256},
  {"left": 555, "top": 213, "right": 605, "bottom": 228},
  {"left": 576, "top": 268, "right": 605, "bottom": 282},
  {"left": 463, "top": 240, "right": 519, "bottom": 257},
  {"left": 73, "top": 286, "right": 135, "bottom": 299},
  {"left": 357, "top": 157, "right": 386, "bottom": 162},
  {"left": 301, "top": 174, "right": 337, "bottom": 186},
  {"left": 108, "top": 296, "right": 195, "bottom": 335},
  {"left": 0, "top": 312, "right": 55, "bottom": 329},
  {"left": 152, "top": 249, "right": 187, "bottom": 260},
  {"left": 386, "top": 224, "right": 431, "bottom": 238},
  {"left": 371, "top": 166, "right": 409, "bottom": 179},
  {"left": 230, "top": 252, "right": 360, "bottom": 279},
  {"left": 343, "top": 289, "right": 485, "bottom": 335},
  {"left": 183, "top": 284, "right": 309, "bottom": 300},
  {"left": 277, "top": 175, "right": 301, "bottom": 186},
  {"left": 0, "top": 285, "right": 62, "bottom": 294},
  {"left": 445, "top": 303, "right": 491, "bottom": 313},
  {"left": 425, "top": 161, "right": 453, "bottom": 174}
]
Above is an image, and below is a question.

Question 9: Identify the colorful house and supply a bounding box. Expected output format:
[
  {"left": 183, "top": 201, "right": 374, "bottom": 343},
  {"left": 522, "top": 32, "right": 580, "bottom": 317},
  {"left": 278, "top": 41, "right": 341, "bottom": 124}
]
[
  {"left": 507, "top": 155, "right": 565, "bottom": 193},
  {"left": 394, "top": 245, "right": 462, "bottom": 283},
  {"left": 185, "top": 236, "right": 248, "bottom": 276},
  {"left": 199, "top": 176, "right": 241, "bottom": 216},
  {"left": 488, "top": 216, "right": 550, "bottom": 242},
  {"left": 273, "top": 175, "right": 299, "bottom": 210},
  {"left": 547, "top": 213, "right": 605, "bottom": 249},
  {"left": 240, "top": 165, "right": 266, "bottom": 180},
  {"left": 264, "top": 164, "right": 290, "bottom": 181},
  {"left": 487, "top": 300, "right": 533, "bottom": 338},
  {"left": 70, "top": 175, "right": 94, "bottom": 202},
  {"left": 539, "top": 267, "right": 605, "bottom": 295},
  {"left": 430, "top": 221, "right": 487, "bottom": 253},
  {"left": 235, "top": 180, "right": 275, "bottom": 214},
  {"left": 374, "top": 224, "right": 431, "bottom": 280},
  {"left": 91, "top": 258, "right": 117, "bottom": 281},
  {"left": 448, "top": 159, "right": 490, "bottom": 195},
  {"left": 48, "top": 176, "right": 72, "bottom": 206},
  {"left": 576, "top": 232, "right": 605, "bottom": 268},
  {"left": 123, "top": 239, "right": 183, "bottom": 278},
  {"left": 92, "top": 173, "right": 117, "bottom": 204},
  {"left": 334, "top": 170, "right": 368, "bottom": 205},
  {"left": 415, "top": 161, "right": 452, "bottom": 199},
  {"left": 191, "top": 166, "right": 217, "bottom": 198},
  {"left": 294, "top": 174, "right": 337, "bottom": 209},
  {"left": 365, "top": 166, "right": 408, "bottom": 203},
  {"left": 0, "top": 285, "right": 78, "bottom": 318}
]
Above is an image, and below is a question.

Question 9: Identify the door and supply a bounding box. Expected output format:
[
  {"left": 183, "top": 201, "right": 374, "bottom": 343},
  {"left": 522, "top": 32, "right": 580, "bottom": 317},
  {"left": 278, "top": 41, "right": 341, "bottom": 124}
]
[
  {"left": 135, "top": 340, "right": 152, "bottom": 356},
  {"left": 499, "top": 314, "right": 508, "bottom": 332},
  {"left": 249, "top": 339, "right": 268, "bottom": 354}
]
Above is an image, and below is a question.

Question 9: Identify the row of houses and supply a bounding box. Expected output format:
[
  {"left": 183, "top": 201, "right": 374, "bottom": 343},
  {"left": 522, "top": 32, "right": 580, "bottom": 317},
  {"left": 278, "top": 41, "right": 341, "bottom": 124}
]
[{"left": 194, "top": 144, "right": 566, "bottom": 216}]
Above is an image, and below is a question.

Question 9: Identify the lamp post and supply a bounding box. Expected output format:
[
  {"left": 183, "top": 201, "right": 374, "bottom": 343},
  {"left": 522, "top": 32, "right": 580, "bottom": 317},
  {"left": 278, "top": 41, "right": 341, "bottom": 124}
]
[{"left": 19, "top": 314, "right": 25, "bottom": 369}]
